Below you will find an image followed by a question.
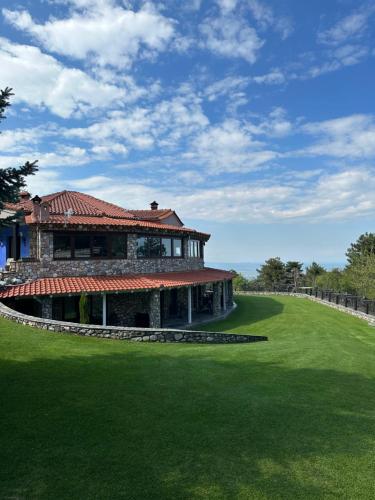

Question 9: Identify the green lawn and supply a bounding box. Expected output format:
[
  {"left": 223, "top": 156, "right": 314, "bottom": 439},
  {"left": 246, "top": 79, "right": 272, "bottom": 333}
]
[{"left": 1, "top": 295, "right": 375, "bottom": 499}]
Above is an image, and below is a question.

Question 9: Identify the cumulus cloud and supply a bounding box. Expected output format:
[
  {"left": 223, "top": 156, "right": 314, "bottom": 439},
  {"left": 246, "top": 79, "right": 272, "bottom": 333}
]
[
  {"left": 0, "top": 38, "right": 125, "bottom": 117},
  {"left": 3, "top": 3, "right": 175, "bottom": 69},
  {"left": 200, "top": 14, "right": 264, "bottom": 63},
  {"left": 189, "top": 119, "right": 278, "bottom": 173},
  {"left": 302, "top": 114, "right": 375, "bottom": 158},
  {"left": 65, "top": 94, "right": 209, "bottom": 152}
]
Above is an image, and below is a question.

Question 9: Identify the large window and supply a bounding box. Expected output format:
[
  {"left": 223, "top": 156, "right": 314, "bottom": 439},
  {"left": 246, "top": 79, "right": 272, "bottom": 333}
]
[
  {"left": 137, "top": 235, "right": 183, "bottom": 258},
  {"left": 53, "top": 232, "right": 127, "bottom": 260},
  {"left": 188, "top": 239, "right": 202, "bottom": 258}
]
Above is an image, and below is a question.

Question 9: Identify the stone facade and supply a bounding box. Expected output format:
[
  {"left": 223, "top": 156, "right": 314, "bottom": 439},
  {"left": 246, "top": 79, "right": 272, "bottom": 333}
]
[
  {"left": 0, "top": 301, "right": 267, "bottom": 344},
  {"left": 107, "top": 292, "right": 151, "bottom": 327},
  {"left": 213, "top": 282, "right": 222, "bottom": 316},
  {"left": 149, "top": 290, "right": 161, "bottom": 328},
  {"left": 13, "top": 230, "right": 204, "bottom": 280}
]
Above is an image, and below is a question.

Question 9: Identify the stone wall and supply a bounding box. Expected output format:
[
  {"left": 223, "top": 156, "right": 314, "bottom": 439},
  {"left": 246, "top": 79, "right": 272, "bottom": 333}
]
[
  {"left": 13, "top": 231, "right": 204, "bottom": 280},
  {"left": 0, "top": 301, "right": 267, "bottom": 344},
  {"left": 237, "top": 291, "right": 375, "bottom": 326},
  {"left": 107, "top": 292, "right": 151, "bottom": 327}
]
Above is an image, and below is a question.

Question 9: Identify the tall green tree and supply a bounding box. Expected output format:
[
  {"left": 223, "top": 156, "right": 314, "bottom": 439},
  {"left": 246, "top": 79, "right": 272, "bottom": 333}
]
[
  {"left": 285, "top": 261, "right": 304, "bottom": 290},
  {"left": 257, "top": 257, "right": 286, "bottom": 290},
  {"left": 0, "top": 87, "right": 38, "bottom": 227},
  {"left": 232, "top": 273, "right": 249, "bottom": 291},
  {"left": 346, "top": 254, "right": 375, "bottom": 299},
  {"left": 305, "top": 262, "right": 326, "bottom": 287},
  {"left": 346, "top": 233, "right": 375, "bottom": 267}
]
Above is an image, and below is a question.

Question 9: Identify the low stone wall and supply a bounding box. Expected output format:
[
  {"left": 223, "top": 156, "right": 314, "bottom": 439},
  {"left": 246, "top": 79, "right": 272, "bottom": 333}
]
[
  {"left": 236, "top": 291, "right": 375, "bottom": 326},
  {"left": 0, "top": 301, "right": 267, "bottom": 344}
]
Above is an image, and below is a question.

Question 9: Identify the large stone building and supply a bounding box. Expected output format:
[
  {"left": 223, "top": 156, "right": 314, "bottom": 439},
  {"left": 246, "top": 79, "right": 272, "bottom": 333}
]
[{"left": 0, "top": 191, "right": 233, "bottom": 328}]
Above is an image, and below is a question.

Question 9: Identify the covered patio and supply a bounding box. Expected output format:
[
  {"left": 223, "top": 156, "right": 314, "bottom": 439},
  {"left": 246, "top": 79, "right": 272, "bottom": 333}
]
[{"left": 0, "top": 268, "right": 234, "bottom": 329}]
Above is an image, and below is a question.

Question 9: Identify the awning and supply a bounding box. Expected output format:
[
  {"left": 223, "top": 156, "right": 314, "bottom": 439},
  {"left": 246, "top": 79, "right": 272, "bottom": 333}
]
[{"left": 0, "top": 268, "right": 234, "bottom": 299}]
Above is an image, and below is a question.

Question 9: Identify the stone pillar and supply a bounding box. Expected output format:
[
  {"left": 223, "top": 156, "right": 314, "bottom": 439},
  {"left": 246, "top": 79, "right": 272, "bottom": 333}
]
[
  {"left": 102, "top": 293, "right": 107, "bottom": 326},
  {"left": 187, "top": 286, "right": 192, "bottom": 324},
  {"left": 41, "top": 296, "right": 53, "bottom": 319},
  {"left": 127, "top": 234, "right": 138, "bottom": 260},
  {"left": 223, "top": 281, "right": 227, "bottom": 311},
  {"left": 212, "top": 282, "right": 221, "bottom": 317},
  {"left": 149, "top": 290, "right": 161, "bottom": 328},
  {"left": 227, "top": 280, "right": 233, "bottom": 307}
]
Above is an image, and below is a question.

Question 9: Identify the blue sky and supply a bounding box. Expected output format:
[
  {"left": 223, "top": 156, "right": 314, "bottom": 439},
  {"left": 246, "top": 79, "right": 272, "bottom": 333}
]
[{"left": 0, "top": 0, "right": 374, "bottom": 264}]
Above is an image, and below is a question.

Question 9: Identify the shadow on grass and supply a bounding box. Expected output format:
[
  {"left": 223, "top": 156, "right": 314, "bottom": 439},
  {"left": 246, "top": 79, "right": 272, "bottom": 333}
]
[
  {"left": 199, "top": 295, "right": 285, "bottom": 332},
  {"left": 0, "top": 347, "right": 374, "bottom": 499}
]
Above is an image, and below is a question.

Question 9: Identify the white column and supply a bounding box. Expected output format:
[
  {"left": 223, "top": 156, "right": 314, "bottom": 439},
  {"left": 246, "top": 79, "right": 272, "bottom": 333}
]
[
  {"left": 102, "top": 293, "right": 107, "bottom": 326},
  {"left": 223, "top": 281, "right": 227, "bottom": 311},
  {"left": 187, "top": 286, "right": 192, "bottom": 324}
]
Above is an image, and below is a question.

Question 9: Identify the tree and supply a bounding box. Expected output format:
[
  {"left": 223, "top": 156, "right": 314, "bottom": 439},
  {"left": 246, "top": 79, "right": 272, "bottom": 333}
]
[
  {"left": 257, "top": 257, "right": 286, "bottom": 290},
  {"left": 79, "top": 294, "right": 90, "bottom": 324},
  {"left": 232, "top": 273, "right": 249, "bottom": 291},
  {"left": 305, "top": 262, "right": 326, "bottom": 288},
  {"left": 0, "top": 87, "right": 38, "bottom": 227},
  {"left": 346, "top": 233, "right": 375, "bottom": 267},
  {"left": 316, "top": 268, "right": 347, "bottom": 292},
  {"left": 285, "top": 261, "right": 304, "bottom": 290},
  {"left": 346, "top": 254, "right": 375, "bottom": 299}
]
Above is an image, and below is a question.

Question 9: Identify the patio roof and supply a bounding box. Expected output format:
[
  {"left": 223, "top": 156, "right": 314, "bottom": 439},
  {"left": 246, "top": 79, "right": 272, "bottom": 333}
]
[{"left": 0, "top": 268, "right": 234, "bottom": 299}]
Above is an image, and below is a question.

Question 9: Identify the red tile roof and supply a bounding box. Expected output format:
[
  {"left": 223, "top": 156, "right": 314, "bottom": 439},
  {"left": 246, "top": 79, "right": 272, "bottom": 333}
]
[
  {"left": 0, "top": 268, "right": 234, "bottom": 299},
  {"left": 5, "top": 190, "right": 208, "bottom": 238}
]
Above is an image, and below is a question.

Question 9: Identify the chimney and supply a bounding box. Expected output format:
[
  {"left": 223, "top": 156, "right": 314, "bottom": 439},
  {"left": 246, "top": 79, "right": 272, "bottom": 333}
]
[
  {"left": 31, "top": 195, "right": 50, "bottom": 222},
  {"left": 19, "top": 191, "right": 31, "bottom": 201},
  {"left": 150, "top": 201, "right": 159, "bottom": 211}
]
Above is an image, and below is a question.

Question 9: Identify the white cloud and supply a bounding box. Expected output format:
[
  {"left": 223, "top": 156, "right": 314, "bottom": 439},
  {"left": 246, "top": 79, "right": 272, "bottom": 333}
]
[
  {"left": 200, "top": 14, "right": 264, "bottom": 63},
  {"left": 247, "top": 0, "right": 293, "bottom": 39},
  {"left": 216, "top": 0, "right": 238, "bottom": 13},
  {"left": 205, "top": 76, "right": 251, "bottom": 101},
  {"left": 65, "top": 94, "right": 209, "bottom": 152},
  {"left": 253, "top": 70, "right": 285, "bottom": 85},
  {"left": 318, "top": 9, "right": 373, "bottom": 46},
  {"left": 302, "top": 114, "right": 375, "bottom": 158},
  {"left": 307, "top": 44, "right": 369, "bottom": 78},
  {"left": 189, "top": 119, "right": 278, "bottom": 173},
  {"left": 0, "top": 38, "right": 125, "bottom": 118},
  {"left": 3, "top": 3, "right": 175, "bottom": 69}
]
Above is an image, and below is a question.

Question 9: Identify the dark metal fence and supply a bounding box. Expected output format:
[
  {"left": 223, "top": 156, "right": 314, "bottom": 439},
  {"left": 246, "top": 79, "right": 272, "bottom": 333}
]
[{"left": 300, "top": 288, "right": 375, "bottom": 316}]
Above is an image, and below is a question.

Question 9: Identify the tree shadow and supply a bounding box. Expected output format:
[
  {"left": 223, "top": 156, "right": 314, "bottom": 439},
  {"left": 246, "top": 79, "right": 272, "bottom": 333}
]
[
  {"left": 199, "top": 295, "right": 285, "bottom": 332},
  {"left": 0, "top": 347, "right": 374, "bottom": 499}
]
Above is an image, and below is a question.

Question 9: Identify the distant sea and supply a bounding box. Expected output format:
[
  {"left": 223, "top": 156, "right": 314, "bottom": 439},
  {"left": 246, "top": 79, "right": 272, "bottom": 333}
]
[{"left": 207, "top": 262, "right": 346, "bottom": 279}]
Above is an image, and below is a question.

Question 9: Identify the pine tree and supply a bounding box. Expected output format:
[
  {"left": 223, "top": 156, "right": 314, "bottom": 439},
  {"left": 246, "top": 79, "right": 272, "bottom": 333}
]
[{"left": 0, "top": 87, "right": 38, "bottom": 226}]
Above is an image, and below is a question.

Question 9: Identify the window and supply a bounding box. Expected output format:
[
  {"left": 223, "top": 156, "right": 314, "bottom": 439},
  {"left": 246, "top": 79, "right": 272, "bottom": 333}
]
[
  {"left": 136, "top": 235, "right": 183, "bottom": 258},
  {"left": 74, "top": 234, "right": 91, "bottom": 259},
  {"left": 161, "top": 238, "right": 172, "bottom": 257},
  {"left": 92, "top": 235, "right": 107, "bottom": 258},
  {"left": 53, "top": 232, "right": 127, "bottom": 260},
  {"left": 173, "top": 238, "right": 182, "bottom": 257},
  {"left": 136, "top": 236, "right": 147, "bottom": 258},
  {"left": 189, "top": 239, "right": 202, "bottom": 258},
  {"left": 111, "top": 234, "right": 127, "bottom": 258},
  {"left": 53, "top": 234, "right": 72, "bottom": 259}
]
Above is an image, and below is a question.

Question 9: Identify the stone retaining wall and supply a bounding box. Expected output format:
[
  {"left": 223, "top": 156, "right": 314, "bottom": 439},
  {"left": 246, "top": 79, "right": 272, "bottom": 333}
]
[
  {"left": 0, "top": 301, "right": 267, "bottom": 344},
  {"left": 236, "top": 291, "right": 375, "bottom": 326}
]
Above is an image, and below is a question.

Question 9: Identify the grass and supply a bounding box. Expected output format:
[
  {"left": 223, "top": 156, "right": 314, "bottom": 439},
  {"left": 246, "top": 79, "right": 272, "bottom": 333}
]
[{"left": 0, "top": 295, "right": 374, "bottom": 499}]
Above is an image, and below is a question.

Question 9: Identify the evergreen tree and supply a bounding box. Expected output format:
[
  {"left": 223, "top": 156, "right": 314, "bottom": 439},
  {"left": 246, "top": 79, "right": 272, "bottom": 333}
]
[
  {"left": 257, "top": 257, "right": 286, "bottom": 290},
  {"left": 0, "top": 87, "right": 38, "bottom": 227},
  {"left": 346, "top": 233, "right": 375, "bottom": 266},
  {"left": 305, "top": 262, "right": 326, "bottom": 287},
  {"left": 285, "top": 261, "right": 304, "bottom": 290}
]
